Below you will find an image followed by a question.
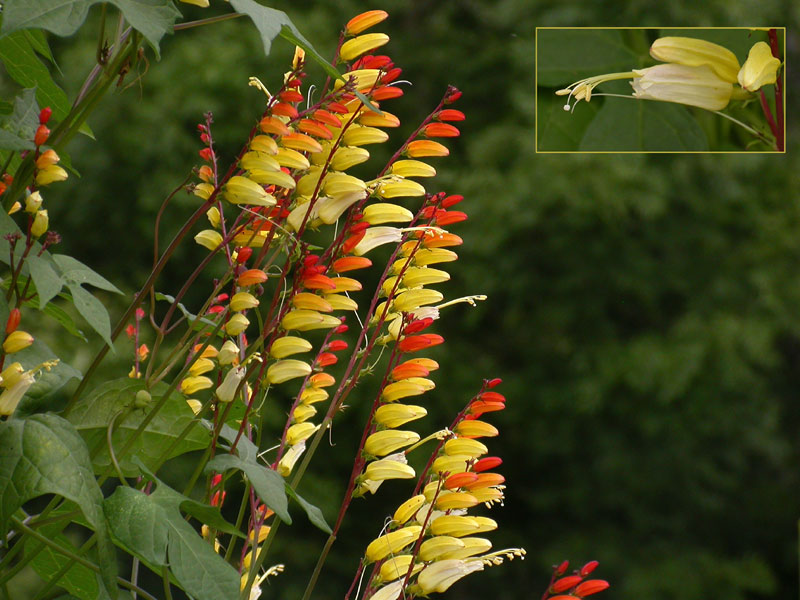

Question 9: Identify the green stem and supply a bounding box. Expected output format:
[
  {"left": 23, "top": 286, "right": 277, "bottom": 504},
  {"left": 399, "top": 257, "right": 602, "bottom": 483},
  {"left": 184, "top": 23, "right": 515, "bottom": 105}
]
[
  {"left": 107, "top": 409, "right": 131, "bottom": 485},
  {"left": 173, "top": 12, "right": 245, "bottom": 31},
  {"left": 161, "top": 565, "right": 174, "bottom": 600}
]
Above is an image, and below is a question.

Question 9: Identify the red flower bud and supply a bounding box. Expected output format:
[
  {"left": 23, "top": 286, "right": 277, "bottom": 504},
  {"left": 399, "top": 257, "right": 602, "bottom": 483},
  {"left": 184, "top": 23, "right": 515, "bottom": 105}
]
[
  {"left": 303, "top": 255, "right": 320, "bottom": 266},
  {"left": 317, "top": 352, "right": 338, "bottom": 367},
  {"left": 34, "top": 124, "right": 50, "bottom": 147},
  {"left": 554, "top": 560, "right": 570, "bottom": 576},
  {"left": 5, "top": 308, "right": 21, "bottom": 334},
  {"left": 39, "top": 107, "right": 53, "bottom": 125},
  {"left": 398, "top": 333, "right": 444, "bottom": 353},
  {"left": 403, "top": 317, "right": 434, "bottom": 334},
  {"left": 436, "top": 109, "right": 465, "bottom": 122},
  {"left": 486, "top": 377, "right": 502, "bottom": 388},
  {"left": 236, "top": 247, "right": 253, "bottom": 263},
  {"left": 445, "top": 88, "right": 463, "bottom": 104},
  {"left": 480, "top": 391, "right": 505, "bottom": 403},
  {"left": 372, "top": 86, "right": 404, "bottom": 101},
  {"left": 199, "top": 147, "right": 213, "bottom": 161},
  {"left": 279, "top": 89, "right": 304, "bottom": 103},
  {"left": 423, "top": 123, "right": 461, "bottom": 138},
  {"left": 125, "top": 324, "right": 136, "bottom": 339},
  {"left": 575, "top": 580, "right": 609, "bottom": 597},
  {"left": 473, "top": 457, "right": 503, "bottom": 473},
  {"left": 327, "top": 340, "right": 348, "bottom": 352},
  {"left": 551, "top": 575, "right": 583, "bottom": 593},
  {"left": 579, "top": 561, "right": 599, "bottom": 576},
  {"left": 272, "top": 102, "right": 299, "bottom": 118},
  {"left": 326, "top": 101, "right": 349, "bottom": 114},
  {"left": 135, "top": 308, "right": 145, "bottom": 320},
  {"left": 334, "top": 323, "right": 349, "bottom": 334}
]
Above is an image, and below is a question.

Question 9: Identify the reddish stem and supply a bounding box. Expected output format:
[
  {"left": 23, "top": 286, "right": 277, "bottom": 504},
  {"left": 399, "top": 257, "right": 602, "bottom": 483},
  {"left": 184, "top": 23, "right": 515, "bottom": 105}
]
[{"left": 768, "top": 29, "right": 784, "bottom": 151}]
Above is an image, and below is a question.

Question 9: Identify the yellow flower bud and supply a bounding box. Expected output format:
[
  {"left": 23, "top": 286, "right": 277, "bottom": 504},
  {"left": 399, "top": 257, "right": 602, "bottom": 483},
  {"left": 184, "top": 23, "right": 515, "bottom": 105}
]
[
  {"left": 374, "top": 403, "right": 427, "bottom": 428},
  {"left": 323, "top": 173, "right": 367, "bottom": 197},
  {"left": 35, "top": 149, "right": 60, "bottom": 168},
  {"left": 362, "top": 203, "right": 414, "bottom": 225},
  {"left": 267, "top": 359, "right": 312, "bottom": 384},
  {"left": 365, "top": 526, "right": 422, "bottom": 562},
  {"left": 429, "top": 515, "right": 481, "bottom": 538},
  {"left": 390, "top": 160, "right": 436, "bottom": 178},
  {"left": 443, "top": 438, "right": 488, "bottom": 458},
  {"left": 30, "top": 210, "right": 48, "bottom": 238},
  {"left": 431, "top": 455, "right": 470, "bottom": 475},
  {"left": 250, "top": 135, "right": 278, "bottom": 155},
  {"left": 25, "top": 191, "right": 42, "bottom": 214},
  {"left": 286, "top": 421, "right": 318, "bottom": 445},
  {"left": 737, "top": 41, "right": 780, "bottom": 91},
  {"left": 330, "top": 146, "right": 370, "bottom": 171},
  {"left": 342, "top": 125, "right": 389, "bottom": 146},
  {"left": 379, "top": 556, "right": 421, "bottom": 583},
  {"left": 3, "top": 330, "right": 33, "bottom": 354},
  {"left": 402, "top": 267, "right": 450, "bottom": 288},
  {"left": 324, "top": 294, "right": 359, "bottom": 311},
  {"left": 364, "top": 430, "right": 420, "bottom": 457},
  {"left": 363, "top": 456, "right": 415, "bottom": 483},
  {"left": 270, "top": 336, "right": 313, "bottom": 358},
  {"left": 225, "top": 313, "right": 250, "bottom": 336},
  {"left": 217, "top": 340, "right": 240, "bottom": 365},
  {"left": 206, "top": 206, "right": 221, "bottom": 228},
  {"left": 434, "top": 491, "right": 479, "bottom": 510},
  {"left": 392, "top": 494, "right": 427, "bottom": 526},
  {"left": 224, "top": 176, "right": 276, "bottom": 207},
  {"left": 393, "top": 289, "right": 444, "bottom": 312},
  {"left": 189, "top": 357, "right": 215, "bottom": 376},
  {"left": 194, "top": 183, "right": 215, "bottom": 200},
  {"left": 181, "top": 376, "right": 213, "bottom": 395},
  {"left": 230, "top": 292, "right": 259, "bottom": 312},
  {"left": 340, "top": 33, "right": 390, "bottom": 62},
  {"left": 281, "top": 309, "right": 341, "bottom": 331},
  {"left": 277, "top": 439, "right": 306, "bottom": 476},
  {"left": 194, "top": 230, "right": 223, "bottom": 251},
  {"left": 416, "top": 559, "right": 483, "bottom": 594},
  {"left": 419, "top": 536, "right": 465, "bottom": 562},
  {"left": 381, "top": 377, "right": 435, "bottom": 402},
  {"left": 35, "top": 165, "right": 67, "bottom": 186},
  {"left": 454, "top": 420, "right": 499, "bottom": 438}
]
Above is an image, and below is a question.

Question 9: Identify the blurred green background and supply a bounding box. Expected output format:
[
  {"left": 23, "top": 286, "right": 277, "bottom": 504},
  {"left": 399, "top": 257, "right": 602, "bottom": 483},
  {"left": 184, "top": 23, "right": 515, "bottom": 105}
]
[{"left": 10, "top": 0, "right": 799, "bottom": 598}]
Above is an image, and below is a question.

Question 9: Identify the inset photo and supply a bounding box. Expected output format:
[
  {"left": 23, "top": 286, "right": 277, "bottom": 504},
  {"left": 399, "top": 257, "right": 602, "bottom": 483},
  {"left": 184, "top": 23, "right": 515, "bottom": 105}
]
[{"left": 535, "top": 28, "right": 785, "bottom": 152}]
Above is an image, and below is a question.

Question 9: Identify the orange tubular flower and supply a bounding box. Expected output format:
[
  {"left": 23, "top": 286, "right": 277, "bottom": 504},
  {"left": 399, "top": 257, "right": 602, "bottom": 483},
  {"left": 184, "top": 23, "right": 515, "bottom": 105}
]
[
  {"left": 372, "top": 86, "right": 404, "bottom": 101},
  {"left": 407, "top": 140, "right": 450, "bottom": 157},
  {"left": 259, "top": 116, "right": 291, "bottom": 136},
  {"left": 444, "top": 472, "right": 480, "bottom": 490},
  {"left": 391, "top": 361, "right": 431, "bottom": 380},
  {"left": 437, "top": 109, "right": 466, "bottom": 121},
  {"left": 346, "top": 9, "right": 389, "bottom": 35},
  {"left": 298, "top": 119, "right": 334, "bottom": 140},
  {"left": 237, "top": 269, "right": 268, "bottom": 286},
  {"left": 472, "top": 456, "right": 502, "bottom": 472},
  {"left": 332, "top": 256, "right": 373, "bottom": 273},
  {"left": 398, "top": 333, "right": 444, "bottom": 353}
]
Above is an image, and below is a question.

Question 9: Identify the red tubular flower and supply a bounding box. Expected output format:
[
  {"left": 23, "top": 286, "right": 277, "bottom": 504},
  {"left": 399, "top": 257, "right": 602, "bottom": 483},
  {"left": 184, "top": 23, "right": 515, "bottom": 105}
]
[
  {"left": 403, "top": 317, "right": 434, "bottom": 334},
  {"left": 424, "top": 123, "right": 461, "bottom": 138},
  {"left": 551, "top": 575, "right": 583, "bottom": 593},
  {"left": 317, "top": 352, "right": 338, "bottom": 367},
  {"left": 333, "top": 256, "right": 372, "bottom": 273},
  {"left": 272, "top": 102, "right": 299, "bottom": 118},
  {"left": 442, "top": 194, "right": 464, "bottom": 208},
  {"left": 463, "top": 472, "right": 505, "bottom": 490},
  {"left": 436, "top": 109, "right": 465, "bottom": 121},
  {"left": 236, "top": 247, "right": 253, "bottom": 263},
  {"left": 381, "top": 67, "right": 402, "bottom": 84},
  {"left": 39, "top": 107, "right": 53, "bottom": 125},
  {"left": 6, "top": 308, "right": 21, "bottom": 334},
  {"left": 125, "top": 324, "right": 136, "bottom": 339},
  {"left": 34, "top": 125, "right": 50, "bottom": 146},
  {"left": 198, "top": 147, "right": 213, "bottom": 161},
  {"left": 472, "top": 456, "right": 502, "bottom": 472},
  {"left": 421, "top": 232, "right": 463, "bottom": 248},
  {"left": 342, "top": 231, "right": 366, "bottom": 254},
  {"left": 259, "top": 116, "right": 291, "bottom": 136},
  {"left": 554, "top": 560, "right": 570, "bottom": 576},
  {"left": 279, "top": 90, "right": 304, "bottom": 103},
  {"left": 372, "top": 86, "right": 404, "bottom": 100},
  {"left": 327, "top": 340, "right": 348, "bottom": 352},
  {"left": 356, "top": 55, "right": 393, "bottom": 70},
  {"left": 445, "top": 88, "right": 463, "bottom": 103},
  {"left": 303, "top": 273, "right": 337, "bottom": 290},
  {"left": 398, "top": 333, "right": 444, "bottom": 353},
  {"left": 326, "top": 101, "right": 350, "bottom": 114},
  {"left": 391, "top": 361, "right": 430, "bottom": 380},
  {"left": 298, "top": 119, "right": 334, "bottom": 140},
  {"left": 444, "top": 472, "right": 479, "bottom": 489},
  {"left": 433, "top": 210, "right": 468, "bottom": 226},
  {"left": 575, "top": 580, "right": 610, "bottom": 597},
  {"left": 312, "top": 109, "right": 343, "bottom": 128},
  {"left": 580, "top": 561, "right": 599, "bottom": 576},
  {"left": 468, "top": 399, "right": 505, "bottom": 416}
]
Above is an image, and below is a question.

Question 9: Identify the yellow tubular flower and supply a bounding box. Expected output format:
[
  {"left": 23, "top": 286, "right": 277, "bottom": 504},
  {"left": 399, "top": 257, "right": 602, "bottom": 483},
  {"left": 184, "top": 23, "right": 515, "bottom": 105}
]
[
  {"left": 281, "top": 133, "right": 323, "bottom": 154},
  {"left": 340, "top": 33, "right": 390, "bottom": 61},
  {"left": 419, "top": 536, "right": 466, "bottom": 562},
  {"left": 352, "top": 226, "right": 403, "bottom": 256},
  {"left": 186, "top": 399, "right": 203, "bottom": 415},
  {"left": 248, "top": 169, "right": 296, "bottom": 190},
  {"left": 370, "top": 581, "right": 405, "bottom": 600},
  {"left": 377, "top": 179, "right": 426, "bottom": 199},
  {"left": 364, "top": 430, "right": 421, "bottom": 456},
  {"left": 374, "top": 403, "right": 427, "bottom": 428},
  {"left": 402, "top": 267, "right": 450, "bottom": 288},
  {"left": 392, "top": 494, "right": 427, "bottom": 525},
  {"left": 225, "top": 313, "right": 250, "bottom": 336},
  {"left": 413, "top": 248, "right": 458, "bottom": 266},
  {"left": 323, "top": 173, "right": 367, "bottom": 197},
  {"left": 194, "top": 230, "right": 223, "bottom": 251},
  {"left": 330, "top": 146, "right": 371, "bottom": 171},
  {"left": 342, "top": 125, "right": 389, "bottom": 146},
  {"left": 429, "top": 515, "right": 481, "bottom": 537},
  {"left": 358, "top": 110, "right": 401, "bottom": 128},
  {"left": 454, "top": 420, "right": 499, "bottom": 438},
  {"left": 431, "top": 455, "right": 470, "bottom": 475},
  {"left": 381, "top": 377, "right": 435, "bottom": 402},
  {"left": 334, "top": 69, "right": 381, "bottom": 91},
  {"left": 300, "top": 387, "right": 329, "bottom": 405},
  {"left": 631, "top": 64, "right": 732, "bottom": 111},
  {"left": 362, "top": 203, "right": 414, "bottom": 225},
  {"left": 189, "top": 357, "right": 215, "bottom": 376},
  {"left": 0, "top": 370, "right": 35, "bottom": 416},
  {"left": 277, "top": 439, "right": 306, "bottom": 476},
  {"left": 469, "top": 486, "right": 504, "bottom": 504},
  {"left": 416, "top": 559, "right": 484, "bottom": 594},
  {"left": 270, "top": 336, "right": 313, "bottom": 358},
  {"left": 181, "top": 376, "right": 213, "bottom": 395},
  {"left": 194, "top": 183, "right": 214, "bottom": 200},
  {"left": 738, "top": 41, "right": 780, "bottom": 91},
  {"left": 206, "top": 206, "right": 221, "bottom": 228},
  {"left": 316, "top": 192, "right": 365, "bottom": 224},
  {"left": 440, "top": 536, "right": 492, "bottom": 560},
  {"left": 25, "top": 191, "right": 42, "bottom": 213},
  {"left": 323, "top": 277, "right": 362, "bottom": 294},
  {"left": 380, "top": 556, "right": 422, "bottom": 583},
  {"left": 217, "top": 340, "right": 240, "bottom": 365},
  {"left": 224, "top": 176, "right": 276, "bottom": 207},
  {"left": 274, "top": 147, "right": 310, "bottom": 170},
  {"left": 292, "top": 404, "right": 317, "bottom": 423},
  {"left": 35, "top": 165, "right": 68, "bottom": 186},
  {"left": 250, "top": 135, "right": 278, "bottom": 154},
  {"left": 216, "top": 367, "right": 245, "bottom": 403},
  {"left": 393, "top": 289, "right": 444, "bottom": 312},
  {"left": 292, "top": 293, "right": 333, "bottom": 312},
  {"left": 391, "top": 160, "right": 437, "bottom": 178},
  {"left": 297, "top": 167, "right": 323, "bottom": 196},
  {"left": 281, "top": 309, "right": 341, "bottom": 331},
  {"left": 650, "top": 36, "right": 740, "bottom": 83},
  {"left": 286, "top": 422, "right": 319, "bottom": 445},
  {"left": 472, "top": 516, "right": 498, "bottom": 534},
  {"left": 435, "top": 491, "right": 480, "bottom": 510},
  {"left": 324, "top": 294, "right": 359, "bottom": 311},
  {"left": 3, "top": 331, "right": 33, "bottom": 354},
  {"left": 363, "top": 457, "right": 416, "bottom": 483},
  {"left": 35, "top": 149, "right": 59, "bottom": 168},
  {"left": 444, "top": 438, "right": 488, "bottom": 457},
  {"left": 346, "top": 10, "right": 389, "bottom": 36},
  {"left": 365, "top": 525, "right": 422, "bottom": 562},
  {"left": 230, "top": 292, "right": 259, "bottom": 312},
  {"left": 267, "top": 359, "right": 312, "bottom": 384},
  {"left": 240, "top": 151, "right": 281, "bottom": 173},
  {"left": 31, "top": 210, "right": 48, "bottom": 238}
]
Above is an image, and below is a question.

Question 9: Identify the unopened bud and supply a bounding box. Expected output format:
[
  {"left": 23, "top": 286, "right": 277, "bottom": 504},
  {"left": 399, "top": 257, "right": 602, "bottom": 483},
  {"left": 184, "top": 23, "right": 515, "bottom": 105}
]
[
  {"left": 5, "top": 308, "right": 20, "bottom": 334},
  {"left": 39, "top": 107, "right": 52, "bottom": 125},
  {"left": 25, "top": 191, "right": 43, "bottom": 214},
  {"left": 34, "top": 124, "right": 50, "bottom": 147},
  {"left": 3, "top": 330, "right": 34, "bottom": 353},
  {"left": 31, "top": 210, "right": 49, "bottom": 238},
  {"left": 134, "top": 389, "right": 152, "bottom": 408}
]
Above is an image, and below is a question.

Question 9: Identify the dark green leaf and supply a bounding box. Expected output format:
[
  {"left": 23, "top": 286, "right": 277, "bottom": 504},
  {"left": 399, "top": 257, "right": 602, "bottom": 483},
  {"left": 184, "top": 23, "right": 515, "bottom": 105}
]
[
  {"left": 0, "top": 31, "right": 71, "bottom": 123},
  {"left": 105, "top": 481, "right": 240, "bottom": 600},
  {"left": 536, "top": 29, "right": 639, "bottom": 87},
  {"left": 205, "top": 453, "right": 291, "bottom": 524},
  {"left": 0, "top": 0, "right": 180, "bottom": 59},
  {"left": 0, "top": 87, "right": 38, "bottom": 149},
  {"left": 228, "top": 0, "right": 341, "bottom": 80},
  {"left": 0, "top": 414, "right": 117, "bottom": 597},
  {"left": 52, "top": 254, "right": 121, "bottom": 294},
  {"left": 537, "top": 90, "right": 600, "bottom": 151},
  {"left": 215, "top": 422, "right": 258, "bottom": 462},
  {"left": 67, "top": 282, "right": 113, "bottom": 347},
  {"left": 579, "top": 97, "right": 709, "bottom": 151},
  {"left": 42, "top": 301, "right": 88, "bottom": 341},
  {"left": 155, "top": 291, "right": 221, "bottom": 333},
  {"left": 28, "top": 254, "right": 64, "bottom": 307},
  {"left": 285, "top": 487, "right": 331, "bottom": 534},
  {"left": 67, "top": 378, "right": 210, "bottom": 476},
  {"left": 23, "top": 29, "right": 57, "bottom": 65}
]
